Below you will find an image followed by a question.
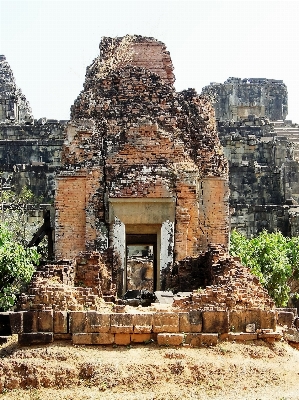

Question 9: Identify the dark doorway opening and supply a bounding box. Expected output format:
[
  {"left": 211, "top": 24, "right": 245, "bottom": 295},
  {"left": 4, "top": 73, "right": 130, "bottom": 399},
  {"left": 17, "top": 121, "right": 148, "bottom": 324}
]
[{"left": 126, "top": 234, "right": 157, "bottom": 292}]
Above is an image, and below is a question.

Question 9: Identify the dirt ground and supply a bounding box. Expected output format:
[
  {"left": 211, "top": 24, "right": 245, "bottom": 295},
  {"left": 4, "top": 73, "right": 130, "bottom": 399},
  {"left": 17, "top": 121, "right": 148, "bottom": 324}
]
[{"left": 0, "top": 335, "right": 299, "bottom": 400}]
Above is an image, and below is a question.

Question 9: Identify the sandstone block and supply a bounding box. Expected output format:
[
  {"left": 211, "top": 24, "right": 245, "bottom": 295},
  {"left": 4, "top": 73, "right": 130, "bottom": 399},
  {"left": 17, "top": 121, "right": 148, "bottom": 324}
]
[
  {"left": 260, "top": 310, "right": 277, "bottom": 331},
  {"left": 258, "top": 332, "right": 282, "bottom": 341},
  {"left": 9, "top": 312, "right": 23, "bottom": 334},
  {"left": 91, "top": 333, "right": 115, "bottom": 345},
  {"left": 54, "top": 311, "right": 68, "bottom": 334},
  {"left": 202, "top": 311, "right": 228, "bottom": 333},
  {"left": 179, "top": 311, "right": 202, "bottom": 333},
  {"left": 184, "top": 333, "right": 202, "bottom": 346},
  {"left": 18, "top": 332, "right": 54, "bottom": 345},
  {"left": 185, "top": 333, "right": 218, "bottom": 347},
  {"left": 277, "top": 311, "right": 294, "bottom": 328},
  {"left": 72, "top": 333, "right": 92, "bottom": 345},
  {"left": 201, "top": 333, "right": 218, "bottom": 346},
  {"left": 72, "top": 333, "right": 115, "bottom": 345},
  {"left": 110, "top": 313, "right": 133, "bottom": 333},
  {"left": 69, "top": 311, "right": 87, "bottom": 333},
  {"left": 157, "top": 333, "right": 184, "bottom": 346},
  {"left": 133, "top": 313, "right": 153, "bottom": 333},
  {"left": 229, "top": 310, "right": 261, "bottom": 332},
  {"left": 38, "top": 310, "right": 53, "bottom": 332},
  {"left": 228, "top": 332, "right": 257, "bottom": 341},
  {"left": 114, "top": 333, "right": 131, "bottom": 345},
  {"left": 0, "top": 312, "right": 12, "bottom": 335},
  {"left": 86, "top": 312, "right": 111, "bottom": 333},
  {"left": 152, "top": 312, "right": 179, "bottom": 333},
  {"left": 130, "top": 333, "right": 152, "bottom": 343},
  {"left": 23, "top": 311, "right": 38, "bottom": 333},
  {"left": 54, "top": 333, "right": 72, "bottom": 341}
]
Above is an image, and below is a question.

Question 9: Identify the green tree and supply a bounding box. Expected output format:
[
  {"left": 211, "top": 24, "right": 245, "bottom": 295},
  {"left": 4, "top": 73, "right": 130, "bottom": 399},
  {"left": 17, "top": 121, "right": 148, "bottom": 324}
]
[
  {"left": 0, "top": 222, "right": 40, "bottom": 310},
  {"left": 230, "top": 229, "right": 299, "bottom": 307}
]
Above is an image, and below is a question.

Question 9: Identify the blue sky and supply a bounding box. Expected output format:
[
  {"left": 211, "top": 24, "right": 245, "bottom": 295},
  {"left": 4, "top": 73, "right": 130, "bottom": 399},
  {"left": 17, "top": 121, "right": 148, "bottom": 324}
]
[{"left": 1, "top": 0, "right": 299, "bottom": 122}]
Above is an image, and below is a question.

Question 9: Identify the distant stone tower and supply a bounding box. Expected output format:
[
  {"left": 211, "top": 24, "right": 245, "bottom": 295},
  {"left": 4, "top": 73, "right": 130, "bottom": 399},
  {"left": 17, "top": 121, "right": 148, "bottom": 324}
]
[
  {"left": 0, "top": 55, "right": 33, "bottom": 124},
  {"left": 202, "top": 77, "right": 288, "bottom": 122}
]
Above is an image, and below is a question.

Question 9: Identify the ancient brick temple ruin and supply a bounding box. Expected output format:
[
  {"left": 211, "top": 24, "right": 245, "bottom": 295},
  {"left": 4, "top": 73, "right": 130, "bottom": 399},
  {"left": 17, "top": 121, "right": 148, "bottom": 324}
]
[
  {"left": 54, "top": 36, "right": 229, "bottom": 296},
  {"left": 1, "top": 36, "right": 296, "bottom": 346}
]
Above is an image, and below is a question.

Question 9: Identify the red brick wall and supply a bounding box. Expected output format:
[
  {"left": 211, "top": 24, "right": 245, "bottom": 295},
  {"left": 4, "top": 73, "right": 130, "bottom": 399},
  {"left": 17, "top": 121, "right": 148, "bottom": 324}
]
[{"left": 55, "top": 175, "right": 87, "bottom": 259}]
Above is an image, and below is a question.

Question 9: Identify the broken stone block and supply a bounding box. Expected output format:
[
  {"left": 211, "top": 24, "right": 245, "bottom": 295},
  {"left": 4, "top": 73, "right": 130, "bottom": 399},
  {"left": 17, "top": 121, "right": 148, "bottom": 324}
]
[
  {"left": 283, "top": 328, "right": 299, "bottom": 343},
  {"left": 54, "top": 311, "right": 68, "bottom": 334},
  {"left": 152, "top": 312, "right": 179, "bottom": 333},
  {"left": 133, "top": 313, "right": 153, "bottom": 333},
  {"left": 110, "top": 313, "right": 133, "bottom": 333},
  {"left": 246, "top": 323, "right": 255, "bottom": 333},
  {"left": 18, "top": 332, "right": 53, "bottom": 345},
  {"left": 202, "top": 311, "right": 228, "bottom": 333},
  {"left": 157, "top": 333, "right": 184, "bottom": 346}
]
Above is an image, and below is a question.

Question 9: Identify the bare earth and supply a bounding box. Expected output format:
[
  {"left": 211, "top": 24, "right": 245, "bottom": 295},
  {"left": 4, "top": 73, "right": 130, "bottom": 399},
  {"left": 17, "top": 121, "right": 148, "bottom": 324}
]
[{"left": 0, "top": 335, "right": 299, "bottom": 400}]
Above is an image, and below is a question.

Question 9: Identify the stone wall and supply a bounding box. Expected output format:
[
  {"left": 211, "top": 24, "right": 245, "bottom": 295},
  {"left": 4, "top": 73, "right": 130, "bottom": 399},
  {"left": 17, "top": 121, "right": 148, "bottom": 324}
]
[
  {"left": 200, "top": 77, "right": 299, "bottom": 237},
  {"left": 0, "top": 120, "right": 65, "bottom": 201},
  {"left": 9, "top": 307, "right": 279, "bottom": 346}
]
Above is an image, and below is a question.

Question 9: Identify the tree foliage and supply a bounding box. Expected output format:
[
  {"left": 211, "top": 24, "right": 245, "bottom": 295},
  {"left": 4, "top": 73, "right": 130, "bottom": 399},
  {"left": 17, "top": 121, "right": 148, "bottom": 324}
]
[
  {"left": 0, "top": 223, "right": 40, "bottom": 310},
  {"left": 0, "top": 186, "right": 42, "bottom": 310},
  {"left": 230, "top": 229, "right": 299, "bottom": 307}
]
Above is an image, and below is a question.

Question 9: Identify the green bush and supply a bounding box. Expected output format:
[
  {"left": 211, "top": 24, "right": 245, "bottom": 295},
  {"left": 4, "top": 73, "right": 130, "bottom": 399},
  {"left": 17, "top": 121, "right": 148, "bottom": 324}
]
[{"left": 230, "top": 229, "right": 299, "bottom": 307}]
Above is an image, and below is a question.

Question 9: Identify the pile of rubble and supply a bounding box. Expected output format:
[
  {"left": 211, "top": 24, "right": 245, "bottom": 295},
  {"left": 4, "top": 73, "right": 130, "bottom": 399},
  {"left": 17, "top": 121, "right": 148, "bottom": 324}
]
[{"left": 171, "top": 244, "right": 275, "bottom": 312}]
